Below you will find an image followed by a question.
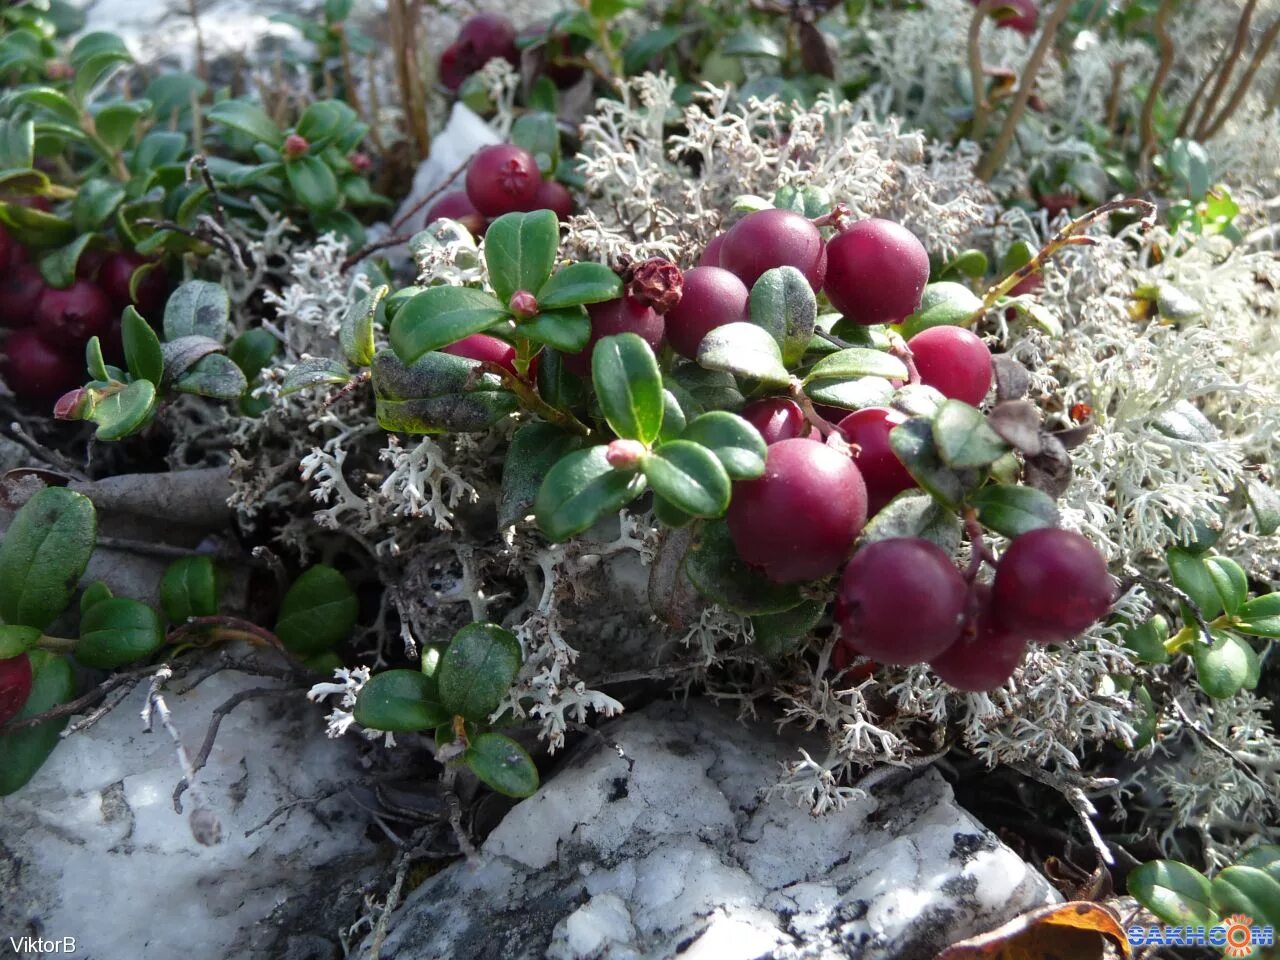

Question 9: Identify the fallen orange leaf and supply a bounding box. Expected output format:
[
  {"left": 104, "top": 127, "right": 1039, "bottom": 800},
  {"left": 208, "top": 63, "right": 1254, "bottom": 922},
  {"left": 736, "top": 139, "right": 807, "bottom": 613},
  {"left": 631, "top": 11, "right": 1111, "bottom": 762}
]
[{"left": 937, "top": 901, "right": 1131, "bottom": 960}]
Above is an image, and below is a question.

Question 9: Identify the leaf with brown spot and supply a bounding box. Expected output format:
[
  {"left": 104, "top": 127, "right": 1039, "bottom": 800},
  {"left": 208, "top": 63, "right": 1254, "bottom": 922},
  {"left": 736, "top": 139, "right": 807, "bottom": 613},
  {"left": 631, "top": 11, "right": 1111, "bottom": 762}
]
[{"left": 936, "top": 901, "right": 1130, "bottom": 960}]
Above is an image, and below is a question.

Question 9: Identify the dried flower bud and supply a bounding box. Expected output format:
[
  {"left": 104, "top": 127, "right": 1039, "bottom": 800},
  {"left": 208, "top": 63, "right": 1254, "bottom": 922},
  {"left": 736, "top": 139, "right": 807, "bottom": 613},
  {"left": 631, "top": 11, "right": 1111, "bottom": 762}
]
[
  {"left": 509, "top": 290, "right": 539, "bottom": 319},
  {"left": 627, "top": 258, "right": 684, "bottom": 315},
  {"left": 53, "top": 388, "right": 93, "bottom": 421},
  {"left": 605, "top": 438, "right": 647, "bottom": 469},
  {"left": 283, "top": 134, "right": 310, "bottom": 159},
  {"left": 348, "top": 151, "right": 372, "bottom": 174}
]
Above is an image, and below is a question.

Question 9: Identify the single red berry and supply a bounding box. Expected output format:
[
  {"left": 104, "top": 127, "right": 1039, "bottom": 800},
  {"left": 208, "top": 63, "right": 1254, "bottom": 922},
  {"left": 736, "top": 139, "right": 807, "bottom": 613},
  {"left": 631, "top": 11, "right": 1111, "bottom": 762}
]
[
  {"left": 837, "top": 407, "right": 917, "bottom": 515},
  {"left": 465, "top": 144, "right": 541, "bottom": 217},
  {"left": 563, "top": 295, "right": 663, "bottom": 377},
  {"left": 823, "top": 218, "right": 930, "bottom": 326},
  {"left": 741, "top": 397, "right": 811, "bottom": 445},
  {"left": 719, "top": 208, "right": 826, "bottom": 292},
  {"left": 519, "top": 23, "right": 585, "bottom": 87},
  {"left": 457, "top": 14, "right": 519, "bottom": 67},
  {"left": 438, "top": 43, "right": 471, "bottom": 91},
  {"left": 526, "top": 179, "right": 574, "bottom": 219},
  {"left": 424, "top": 190, "right": 486, "bottom": 237},
  {"left": 5, "top": 195, "right": 52, "bottom": 212},
  {"left": 907, "top": 326, "right": 993, "bottom": 407},
  {"left": 836, "top": 538, "right": 967, "bottom": 664},
  {"left": 929, "top": 585, "right": 1027, "bottom": 692},
  {"left": 1038, "top": 190, "right": 1078, "bottom": 219},
  {"left": 0, "top": 654, "right": 33, "bottom": 727},
  {"left": 1009, "top": 272, "right": 1043, "bottom": 297},
  {"left": 0, "top": 225, "right": 12, "bottom": 268},
  {"left": 98, "top": 252, "right": 168, "bottom": 318},
  {"left": 697, "top": 232, "right": 727, "bottom": 268},
  {"left": 727, "top": 438, "right": 867, "bottom": 584},
  {"left": 992, "top": 527, "right": 1114, "bottom": 644},
  {"left": 2, "top": 328, "right": 85, "bottom": 402},
  {"left": 0, "top": 262, "right": 46, "bottom": 328},
  {"left": 1070, "top": 402, "right": 1092, "bottom": 423},
  {"left": 663, "top": 266, "right": 748, "bottom": 359},
  {"left": 36, "top": 280, "right": 114, "bottom": 353},
  {"left": 440, "top": 333, "right": 519, "bottom": 376}
]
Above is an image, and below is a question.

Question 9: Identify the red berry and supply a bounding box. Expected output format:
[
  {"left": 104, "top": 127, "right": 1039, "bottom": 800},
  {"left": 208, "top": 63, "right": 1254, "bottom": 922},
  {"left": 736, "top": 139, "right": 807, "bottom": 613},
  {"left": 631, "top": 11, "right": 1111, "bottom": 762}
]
[
  {"left": 837, "top": 407, "right": 917, "bottom": 515},
  {"left": 741, "top": 397, "right": 811, "bottom": 445},
  {"left": 929, "top": 586, "right": 1027, "bottom": 692},
  {"left": 836, "top": 538, "right": 967, "bottom": 664},
  {"left": 0, "top": 654, "right": 33, "bottom": 727},
  {"left": 0, "top": 262, "right": 46, "bottom": 329},
  {"left": 1009, "top": 272, "right": 1043, "bottom": 297},
  {"left": 36, "top": 280, "right": 114, "bottom": 352},
  {"left": 992, "top": 528, "right": 1113, "bottom": 643},
  {"left": 823, "top": 218, "right": 930, "bottom": 325},
  {"left": 98, "top": 252, "right": 168, "bottom": 318},
  {"left": 6, "top": 195, "right": 52, "bottom": 212},
  {"left": 424, "top": 190, "right": 485, "bottom": 236},
  {"left": 1, "top": 328, "right": 85, "bottom": 402},
  {"left": 727, "top": 438, "right": 867, "bottom": 584},
  {"left": 697, "top": 232, "right": 727, "bottom": 268},
  {"left": 441, "top": 333, "right": 518, "bottom": 375},
  {"left": 439, "top": 43, "right": 470, "bottom": 91},
  {"left": 664, "top": 266, "right": 749, "bottom": 359},
  {"left": 563, "top": 295, "right": 663, "bottom": 377},
  {"left": 525, "top": 179, "right": 574, "bottom": 220},
  {"left": 719, "top": 208, "right": 826, "bottom": 292},
  {"left": 465, "top": 144, "right": 541, "bottom": 217},
  {"left": 0, "top": 225, "right": 12, "bottom": 268},
  {"left": 458, "top": 14, "right": 519, "bottom": 67},
  {"left": 907, "top": 326, "right": 993, "bottom": 407}
]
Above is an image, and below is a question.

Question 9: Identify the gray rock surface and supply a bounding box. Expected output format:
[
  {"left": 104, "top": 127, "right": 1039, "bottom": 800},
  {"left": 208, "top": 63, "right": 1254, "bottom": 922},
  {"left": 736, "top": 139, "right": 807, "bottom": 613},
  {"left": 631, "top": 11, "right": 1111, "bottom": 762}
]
[
  {"left": 0, "top": 662, "right": 381, "bottom": 960},
  {"left": 365, "top": 701, "right": 1060, "bottom": 960}
]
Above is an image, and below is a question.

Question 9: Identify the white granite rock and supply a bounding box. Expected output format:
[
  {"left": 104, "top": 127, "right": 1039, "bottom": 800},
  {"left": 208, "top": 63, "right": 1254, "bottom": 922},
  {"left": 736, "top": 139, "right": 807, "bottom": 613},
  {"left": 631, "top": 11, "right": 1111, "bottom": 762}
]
[
  {"left": 0, "top": 664, "right": 380, "bottom": 960},
  {"left": 364, "top": 701, "right": 1060, "bottom": 960}
]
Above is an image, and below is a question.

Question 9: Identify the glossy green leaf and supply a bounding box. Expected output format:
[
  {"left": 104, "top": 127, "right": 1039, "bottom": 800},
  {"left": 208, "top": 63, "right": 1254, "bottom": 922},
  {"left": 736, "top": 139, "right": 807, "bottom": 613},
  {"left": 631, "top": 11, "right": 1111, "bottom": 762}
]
[
  {"left": 75, "top": 597, "right": 165, "bottom": 669},
  {"left": 90, "top": 379, "right": 156, "bottom": 440},
  {"left": 228, "top": 328, "right": 279, "bottom": 380},
  {"left": 696, "top": 321, "right": 791, "bottom": 388},
  {"left": 275, "top": 565, "right": 359, "bottom": 656},
  {"left": 684, "top": 519, "right": 804, "bottom": 615},
  {"left": 388, "top": 286, "right": 508, "bottom": 363},
  {"left": 353, "top": 669, "right": 448, "bottom": 731},
  {"left": 667, "top": 364, "right": 743, "bottom": 413},
  {"left": 722, "top": 29, "right": 783, "bottom": 57},
  {"left": 280, "top": 357, "right": 352, "bottom": 396},
  {"left": 888, "top": 418, "right": 974, "bottom": 511},
  {"left": 121, "top": 305, "right": 163, "bottom": 385},
  {"left": 160, "top": 556, "right": 220, "bottom": 623},
  {"left": 375, "top": 392, "right": 517, "bottom": 435},
  {"left": 969, "top": 484, "right": 1060, "bottom": 538},
  {"left": 622, "top": 25, "right": 688, "bottom": 75},
  {"left": 510, "top": 112, "right": 560, "bottom": 177},
  {"left": 1192, "top": 630, "right": 1257, "bottom": 699},
  {"left": 173, "top": 353, "right": 248, "bottom": 400},
  {"left": 79, "top": 581, "right": 113, "bottom": 615},
  {"left": 339, "top": 284, "right": 386, "bottom": 366},
  {"left": 536, "top": 262, "right": 622, "bottom": 310},
  {"left": 642, "top": 441, "right": 731, "bottom": 518},
  {"left": 465, "top": 732, "right": 539, "bottom": 798},
  {"left": 206, "top": 99, "right": 284, "bottom": 147},
  {"left": 85, "top": 336, "right": 110, "bottom": 382},
  {"left": 750, "top": 266, "right": 816, "bottom": 367},
  {"left": 438, "top": 622, "right": 523, "bottom": 722},
  {"left": 1167, "top": 547, "right": 1223, "bottom": 620},
  {"left": 372, "top": 347, "right": 495, "bottom": 400},
  {"left": 859, "top": 491, "right": 962, "bottom": 553},
  {"left": 658, "top": 389, "right": 688, "bottom": 445},
  {"left": 803, "top": 347, "right": 908, "bottom": 383},
  {"left": 900, "top": 281, "right": 983, "bottom": 339},
  {"left": 484, "top": 209, "right": 559, "bottom": 304},
  {"left": 0, "top": 625, "right": 40, "bottom": 659},
  {"left": 679, "top": 411, "right": 766, "bottom": 480},
  {"left": 804, "top": 375, "right": 895, "bottom": 412},
  {"left": 1236, "top": 845, "right": 1280, "bottom": 881},
  {"left": 71, "top": 179, "right": 126, "bottom": 234},
  {"left": 1122, "top": 614, "right": 1170, "bottom": 665},
  {"left": 592, "top": 333, "right": 664, "bottom": 445},
  {"left": 285, "top": 155, "right": 340, "bottom": 213},
  {"left": 163, "top": 279, "right": 230, "bottom": 341},
  {"left": 1235, "top": 593, "right": 1280, "bottom": 638},
  {"left": 1002, "top": 297, "right": 1062, "bottom": 337},
  {"left": 95, "top": 100, "right": 151, "bottom": 151},
  {"left": 0, "top": 651, "right": 75, "bottom": 796},
  {"left": 1205, "top": 556, "right": 1248, "bottom": 617},
  {"left": 1128, "top": 860, "right": 1215, "bottom": 927},
  {"left": 534, "top": 446, "right": 647, "bottom": 542},
  {"left": 38, "top": 233, "right": 96, "bottom": 289},
  {"left": 499, "top": 422, "right": 585, "bottom": 528},
  {"left": 0, "top": 199, "right": 74, "bottom": 249},
  {"left": 932, "top": 400, "right": 1009, "bottom": 469},
  {"left": 771, "top": 184, "right": 831, "bottom": 218},
  {"left": 160, "top": 335, "right": 224, "bottom": 384},
  {"left": 0, "top": 488, "right": 96, "bottom": 631},
  {"left": 751, "top": 599, "right": 824, "bottom": 659},
  {"left": 519, "top": 306, "right": 590, "bottom": 353},
  {"left": 1244, "top": 479, "right": 1280, "bottom": 536},
  {"left": 652, "top": 494, "right": 693, "bottom": 528},
  {"left": 1210, "top": 866, "right": 1280, "bottom": 927}
]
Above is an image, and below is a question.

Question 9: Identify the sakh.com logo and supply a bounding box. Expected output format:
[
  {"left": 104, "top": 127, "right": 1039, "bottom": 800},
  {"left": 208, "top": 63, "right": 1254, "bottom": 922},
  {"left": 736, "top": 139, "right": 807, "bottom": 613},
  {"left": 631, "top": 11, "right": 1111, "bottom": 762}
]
[{"left": 1127, "top": 915, "right": 1275, "bottom": 956}]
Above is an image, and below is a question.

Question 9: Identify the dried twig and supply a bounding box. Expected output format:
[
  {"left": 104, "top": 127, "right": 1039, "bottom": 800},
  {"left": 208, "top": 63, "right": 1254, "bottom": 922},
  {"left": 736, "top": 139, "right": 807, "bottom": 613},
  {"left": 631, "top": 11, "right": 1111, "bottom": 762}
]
[
  {"left": 1168, "top": 697, "right": 1275, "bottom": 797},
  {"left": 967, "top": 0, "right": 999, "bottom": 144},
  {"left": 1192, "top": 0, "right": 1259, "bottom": 141},
  {"left": 4, "top": 664, "right": 157, "bottom": 731},
  {"left": 1200, "top": 17, "right": 1280, "bottom": 140},
  {"left": 1012, "top": 761, "right": 1119, "bottom": 867},
  {"left": 1139, "top": 0, "right": 1176, "bottom": 168}
]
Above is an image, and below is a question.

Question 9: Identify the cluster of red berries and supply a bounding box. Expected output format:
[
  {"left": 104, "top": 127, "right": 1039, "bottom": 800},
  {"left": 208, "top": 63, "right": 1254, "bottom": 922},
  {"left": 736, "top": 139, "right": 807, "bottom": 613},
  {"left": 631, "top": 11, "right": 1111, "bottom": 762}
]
[
  {"left": 0, "top": 217, "right": 167, "bottom": 403},
  {"left": 423, "top": 143, "right": 574, "bottom": 238},
  {"left": 438, "top": 14, "right": 583, "bottom": 94},
  {"left": 0, "top": 652, "right": 32, "bottom": 727}
]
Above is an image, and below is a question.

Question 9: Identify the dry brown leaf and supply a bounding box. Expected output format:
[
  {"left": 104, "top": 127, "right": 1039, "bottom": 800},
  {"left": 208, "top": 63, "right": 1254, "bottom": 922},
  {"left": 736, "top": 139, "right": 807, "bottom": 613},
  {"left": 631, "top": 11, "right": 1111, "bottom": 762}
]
[{"left": 936, "top": 901, "right": 1131, "bottom": 960}]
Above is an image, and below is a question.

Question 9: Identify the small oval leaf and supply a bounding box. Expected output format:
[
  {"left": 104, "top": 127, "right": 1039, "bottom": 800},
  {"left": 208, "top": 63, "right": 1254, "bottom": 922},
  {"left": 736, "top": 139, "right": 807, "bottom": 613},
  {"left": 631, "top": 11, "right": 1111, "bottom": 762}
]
[
  {"left": 592, "top": 332, "right": 664, "bottom": 445},
  {"left": 465, "top": 731, "right": 539, "bottom": 798},
  {"left": 160, "top": 556, "right": 220, "bottom": 623},
  {"left": 354, "top": 669, "right": 448, "bottom": 731},
  {"left": 76, "top": 597, "right": 166, "bottom": 669},
  {"left": 642, "top": 440, "right": 731, "bottom": 518},
  {"left": 534, "top": 446, "right": 648, "bottom": 542},
  {"left": 437, "top": 622, "right": 523, "bottom": 722},
  {"left": 275, "top": 565, "right": 358, "bottom": 656},
  {"left": 0, "top": 487, "right": 97, "bottom": 630}
]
